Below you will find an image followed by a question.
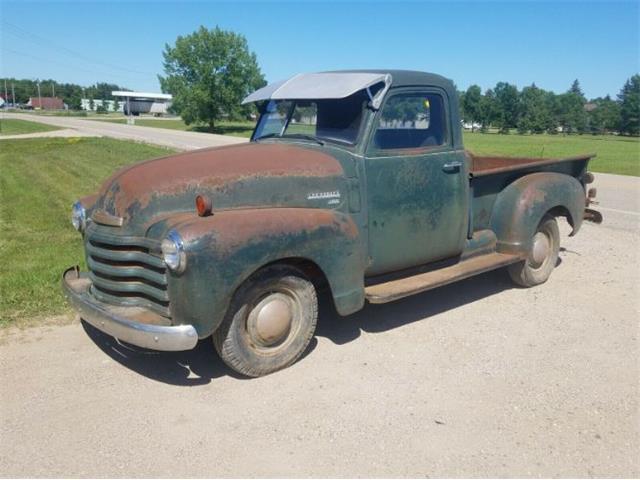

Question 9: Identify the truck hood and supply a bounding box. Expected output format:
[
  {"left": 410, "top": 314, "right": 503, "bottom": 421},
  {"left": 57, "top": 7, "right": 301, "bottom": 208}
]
[{"left": 93, "top": 142, "right": 347, "bottom": 233}]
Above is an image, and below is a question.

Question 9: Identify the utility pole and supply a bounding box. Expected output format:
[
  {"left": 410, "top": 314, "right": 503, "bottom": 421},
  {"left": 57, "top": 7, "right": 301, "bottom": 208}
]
[
  {"left": 11, "top": 83, "right": 15, "bottom": 107},
  {"left": 4, "top": 79, "right": 7, "bottom": 108},
  {"left": 52, "top": 82, "right": 55, "bottom": 97},
  {"left": 37, "top": 81, "right": 42, "bottom": 110}
]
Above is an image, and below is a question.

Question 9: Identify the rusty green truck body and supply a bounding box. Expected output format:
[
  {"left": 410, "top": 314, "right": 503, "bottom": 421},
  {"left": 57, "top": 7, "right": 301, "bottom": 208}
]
[{"left": 63, "top": 70, "right": 601, "bottom": 376}]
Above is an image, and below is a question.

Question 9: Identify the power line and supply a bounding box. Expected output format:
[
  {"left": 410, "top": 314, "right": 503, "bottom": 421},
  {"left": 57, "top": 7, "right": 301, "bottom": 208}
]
[
  {"left": 2, "top": 20, "right": 157, "bottom": 77},
  {"left": 3, "top": 48, "right": 132, "bottom": 80}
]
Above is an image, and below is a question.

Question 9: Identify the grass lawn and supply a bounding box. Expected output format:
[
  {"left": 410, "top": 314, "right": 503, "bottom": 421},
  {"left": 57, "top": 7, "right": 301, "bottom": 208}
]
[
  {"left": 0, "top": 137, "right": 175, "bottom": 326},
  {"left": 0, "top": 118, "right": 62, "bottom": 136},
  {"left": 464, "top": 132, "right": 640, "bottom": 176},
  {"left": 96, "top": 117, "right": 256, "bottom": 138},
  {"left": 13, "top": 109, "right": 89, "bottom": 117}
]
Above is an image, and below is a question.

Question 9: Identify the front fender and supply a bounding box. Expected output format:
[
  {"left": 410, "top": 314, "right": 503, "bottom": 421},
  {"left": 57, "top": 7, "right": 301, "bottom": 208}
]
[
  {"left": 490, "top": 172, "right": 585, "bottom": 255},
  {"left": 166, "top": 208, "right": 365, "bottom": 337}
]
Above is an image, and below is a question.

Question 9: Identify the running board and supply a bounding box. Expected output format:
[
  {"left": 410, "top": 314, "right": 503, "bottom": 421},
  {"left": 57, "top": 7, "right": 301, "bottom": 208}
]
[{"left": 365, "top": 252, "right": 523, "bottom": 304}]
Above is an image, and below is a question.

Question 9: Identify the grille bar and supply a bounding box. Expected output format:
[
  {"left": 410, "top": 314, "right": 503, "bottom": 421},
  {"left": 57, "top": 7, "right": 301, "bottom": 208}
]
[
  {"left": 85, "top": 226, "right": 170, "bottom": 317},
  {"left": 88, "top": 271, "right": 169, "bottom": 301},
  {"left": 86, "top": 242, "right": 165, "bottom": 269},
  {"left": 91, "top": 287, "right": 171, "bottom": 317},
  {"left": 87, "top": 256, "right": 167, "bottom": 286}
]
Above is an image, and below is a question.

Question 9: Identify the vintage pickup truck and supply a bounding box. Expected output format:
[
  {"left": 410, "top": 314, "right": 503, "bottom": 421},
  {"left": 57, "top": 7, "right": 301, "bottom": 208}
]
[{"left": 63, "top": 70, "right": 602, "bottom": 377}]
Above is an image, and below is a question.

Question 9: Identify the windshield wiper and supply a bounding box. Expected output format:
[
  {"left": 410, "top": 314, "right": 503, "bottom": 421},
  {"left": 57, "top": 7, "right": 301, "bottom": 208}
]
[
  {"left": 255, "top": 133, "right": 281, "bottom": 141},
  {"left": 281, "top": 133, "right": 325, "bottom": 146}
]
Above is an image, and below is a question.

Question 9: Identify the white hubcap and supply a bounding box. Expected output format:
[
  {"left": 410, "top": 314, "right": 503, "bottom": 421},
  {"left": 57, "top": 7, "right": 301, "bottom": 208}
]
[
  {"left": 531, "top": 232, "right": 550, "bottom": 268},
  {"left": 248, "top": 294, "right": 294, "bottom": 347}
]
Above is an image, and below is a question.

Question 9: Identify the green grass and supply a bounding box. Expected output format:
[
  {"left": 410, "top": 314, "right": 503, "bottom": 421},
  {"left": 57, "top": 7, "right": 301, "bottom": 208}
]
[
  {"left": 463, "top": 132, "right": 640, "bottom": 176},
  {"left": 95, "top": 117, "right": 256, "bottom": 138},
  {"left": 0, "top": 119, "right": 62, "bottom": 136},
  {"left": 9, "top": 109, "right": 90, "bottom": 117},
  {"left": 0, "top": 137, "right": 176, "bottom": 326}
]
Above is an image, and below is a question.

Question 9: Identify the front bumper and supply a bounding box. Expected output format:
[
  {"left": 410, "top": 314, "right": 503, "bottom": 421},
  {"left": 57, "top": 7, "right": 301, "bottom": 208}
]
[{"left": 62, "top": 266, "right": 198, "bottom": 351}]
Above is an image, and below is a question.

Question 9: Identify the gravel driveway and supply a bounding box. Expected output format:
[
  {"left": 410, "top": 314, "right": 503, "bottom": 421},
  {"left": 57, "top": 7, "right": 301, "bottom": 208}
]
[{"left": 0, "top": 172, "right": 638, "bottom": 477}]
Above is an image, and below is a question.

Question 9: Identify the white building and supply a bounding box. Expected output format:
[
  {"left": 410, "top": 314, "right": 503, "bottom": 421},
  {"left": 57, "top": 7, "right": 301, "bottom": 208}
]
[
  {"left": 112, "top": 91, "right": 172, "bottom": 116},
  {"left": 80, "top": 99, "right": 123, "bottom": 112}
]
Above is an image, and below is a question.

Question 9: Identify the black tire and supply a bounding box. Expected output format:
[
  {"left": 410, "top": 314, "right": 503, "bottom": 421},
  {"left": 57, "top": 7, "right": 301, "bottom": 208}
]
[
  {"left": 508, "top": 214, "right": 560, "bottom": 287},
  {"left": 213, "top": 265, "right": 318, "bottom": 377}
]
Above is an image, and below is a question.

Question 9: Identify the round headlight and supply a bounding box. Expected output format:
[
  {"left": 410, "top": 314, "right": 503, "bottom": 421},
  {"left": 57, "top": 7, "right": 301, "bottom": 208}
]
[
  {"left": 161, "top": 230, "right": 186, "bottom": 273},
  {"left": 71, "top": 201, "right": 86, "bottom": 232}
]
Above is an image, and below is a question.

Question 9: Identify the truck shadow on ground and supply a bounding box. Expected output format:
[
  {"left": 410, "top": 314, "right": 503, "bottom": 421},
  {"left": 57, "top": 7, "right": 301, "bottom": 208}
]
[
  {"left": 82, "top": 267, "right": 524, "bottom": 386},
  {"left": 316, "top": 268, "right": 515, "bottom": 345}
]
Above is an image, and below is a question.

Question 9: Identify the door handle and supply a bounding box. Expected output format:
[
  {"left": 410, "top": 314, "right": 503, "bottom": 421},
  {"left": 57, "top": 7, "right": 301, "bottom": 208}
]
[{"left": 442, "top": 161, "right": 462, "bottom": 173}]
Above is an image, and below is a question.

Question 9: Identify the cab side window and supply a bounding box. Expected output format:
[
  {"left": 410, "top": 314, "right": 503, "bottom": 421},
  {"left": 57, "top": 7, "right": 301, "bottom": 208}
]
[{"left": 373, "top": 93, "right": 447, "bottom": 150}]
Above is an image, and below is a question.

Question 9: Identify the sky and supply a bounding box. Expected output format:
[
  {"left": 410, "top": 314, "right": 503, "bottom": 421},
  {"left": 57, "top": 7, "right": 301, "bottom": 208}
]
[{"left": 1, "top": 0, "right": 638, "bottom": 99}]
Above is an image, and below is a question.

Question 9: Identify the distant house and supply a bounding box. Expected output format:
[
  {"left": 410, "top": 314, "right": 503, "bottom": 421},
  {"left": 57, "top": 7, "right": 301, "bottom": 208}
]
[{"left": 28, "top": 97, "right": 64, "bottom": 110}]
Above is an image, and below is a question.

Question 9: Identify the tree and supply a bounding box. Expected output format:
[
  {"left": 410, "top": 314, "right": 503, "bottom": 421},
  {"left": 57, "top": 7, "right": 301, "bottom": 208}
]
[
  {"left": 570, "top": 79, "right": 584, "bottom": 97},
  {"left": 88, "top": 97, "right": 94, "bottom": 111},
  {"left": 518, "top": 83, "right": 553, "bottom": 134},
  {"left": 0, "top": 77, "right": 128, "bottom": 107},
  {"left": 554, "top": 80, "right": 587, "bottom": 134},
  {"left": 494, "top": 82, "right": 519, "bottom": 133},
  {"left": 457, "top": 90, "right": 465, "bottom": 121},
  {"left": 68, "top": 95, "right": 82, "bottom": 111},
  {"left": 587, "top": 95, "right": 621, "bottom": 134},
  {"left": 618, "top": 74, "right": 640, "bottom": 136},
  {"left": 478, "top": 89, "right": 498, "bottom": 131},
  {"left": 462, "top": 85, "right": 482, "bottom": 131},
  {"left": 113, "top": 98, "right": 120, "bottom": 112},
  {"left": 96, "top": 99, "right": 107, "bottom": 113},
  {"left": 159, "top": 26, "right": 266, "bottom": 131}
]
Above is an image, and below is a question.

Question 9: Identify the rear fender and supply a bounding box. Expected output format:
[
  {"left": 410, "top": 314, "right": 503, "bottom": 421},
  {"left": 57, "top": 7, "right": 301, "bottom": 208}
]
[
  {"left": 490, "top": 172, "right": 585, "bottom": 256},
  {"left": 168, "top": 208, "right": 365, "bottom": 337}
]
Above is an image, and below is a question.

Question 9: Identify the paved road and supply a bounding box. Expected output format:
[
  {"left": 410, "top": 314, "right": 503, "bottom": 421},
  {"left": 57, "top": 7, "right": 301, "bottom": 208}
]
[
  {"left": 1, "top": 174, "right": 638, "bottom": 478},
  {"left": 0, "top": 128, "right": 99, "bottom": 140},
  {"left": 1, "top": 112, "right": 247, "bottom": 150}
]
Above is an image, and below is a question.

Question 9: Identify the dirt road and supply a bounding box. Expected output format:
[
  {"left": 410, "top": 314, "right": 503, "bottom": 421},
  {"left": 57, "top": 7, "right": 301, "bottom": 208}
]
[
  {"left": 1, "top": 174, "right": 638, "bottom": 477},
  {"left": 1, "top": 113, "right": 246, "bottom": 150}
]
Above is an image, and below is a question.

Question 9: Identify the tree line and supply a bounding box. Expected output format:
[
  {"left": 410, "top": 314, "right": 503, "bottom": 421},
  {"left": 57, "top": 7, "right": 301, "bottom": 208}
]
[
  {"left": 459, "top": 75, "right": 640, "bottom": 136},
  {"left": 0, "top": 78, "right": 128, "bottom": 110}
]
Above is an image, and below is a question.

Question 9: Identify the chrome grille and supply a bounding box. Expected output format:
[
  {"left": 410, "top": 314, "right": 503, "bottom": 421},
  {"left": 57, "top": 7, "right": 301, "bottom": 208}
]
[{"left": 85, "top": 228, "right": 170, "bottom": 317}]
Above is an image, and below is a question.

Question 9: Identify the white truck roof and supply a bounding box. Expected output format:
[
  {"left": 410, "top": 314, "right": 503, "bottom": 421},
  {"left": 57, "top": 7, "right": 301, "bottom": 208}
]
[{"left": 242, "top": 72, "right": 392, "bottom": 108}]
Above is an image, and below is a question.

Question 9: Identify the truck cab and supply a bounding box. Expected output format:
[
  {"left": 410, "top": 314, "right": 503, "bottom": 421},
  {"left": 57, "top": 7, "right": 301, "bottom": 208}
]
[{"left": 63, "top": 70, "right": 601, "bottom": 377}]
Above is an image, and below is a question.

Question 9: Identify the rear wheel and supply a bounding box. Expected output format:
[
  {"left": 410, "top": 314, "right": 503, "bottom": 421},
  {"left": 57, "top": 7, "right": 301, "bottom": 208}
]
[
  {"left": 213, "top": 265, "right": 318, "bottom": 377},
  {"left": 508, "top": 214, "right": 560, "bottom": 287}
]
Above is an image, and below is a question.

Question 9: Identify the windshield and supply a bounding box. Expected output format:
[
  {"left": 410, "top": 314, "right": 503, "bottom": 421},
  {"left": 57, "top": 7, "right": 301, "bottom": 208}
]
[{"left": 253, "top": 89, "right": 370, "bottom": 145}]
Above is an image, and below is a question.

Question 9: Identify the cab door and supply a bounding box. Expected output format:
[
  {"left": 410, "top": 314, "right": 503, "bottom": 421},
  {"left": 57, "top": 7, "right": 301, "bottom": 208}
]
[{"left": 364, "top": 88, "right": 468, "bottom": 275}]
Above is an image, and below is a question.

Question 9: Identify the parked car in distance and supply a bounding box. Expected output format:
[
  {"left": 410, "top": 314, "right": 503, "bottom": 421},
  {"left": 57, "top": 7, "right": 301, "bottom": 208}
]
[{"left": 63, "top": 70, "right": 602, "bottom": 377}]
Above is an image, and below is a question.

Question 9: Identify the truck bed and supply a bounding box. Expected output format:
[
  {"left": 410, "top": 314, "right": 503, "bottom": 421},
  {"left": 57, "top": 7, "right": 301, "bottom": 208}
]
[
  {"left": 467, "top": 151, "right": 594, "bottom": 233},
  {"left": 468, "top": 152, "right": 595, "bottom": 177}
]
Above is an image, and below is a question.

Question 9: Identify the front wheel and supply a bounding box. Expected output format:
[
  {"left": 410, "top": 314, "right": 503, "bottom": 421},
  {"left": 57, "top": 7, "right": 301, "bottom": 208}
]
[
  {"left": 213, "top": 265, "right": 318, "bottom": 377},
  {"left": 508, "top": 214, "right": 560, "bottom": 287}
]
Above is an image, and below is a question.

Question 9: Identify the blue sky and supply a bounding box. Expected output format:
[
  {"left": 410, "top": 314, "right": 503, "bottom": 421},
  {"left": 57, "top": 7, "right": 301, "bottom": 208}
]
[{"left": 1, "top": 0, "right": 638, "bottom": 99}]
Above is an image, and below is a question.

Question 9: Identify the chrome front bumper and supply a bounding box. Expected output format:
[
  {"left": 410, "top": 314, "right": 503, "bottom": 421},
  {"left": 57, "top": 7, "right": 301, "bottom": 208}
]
[{"left": 62, "top": 266, "right": 198, "bottom": 351}]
